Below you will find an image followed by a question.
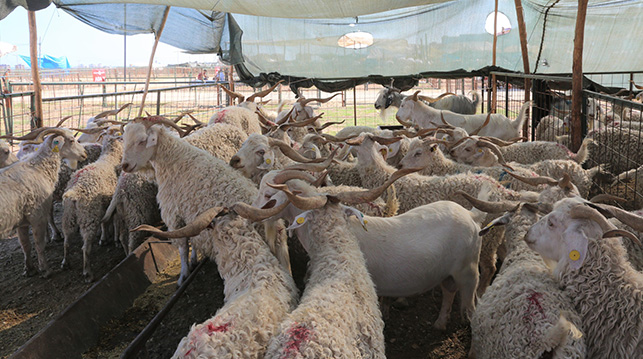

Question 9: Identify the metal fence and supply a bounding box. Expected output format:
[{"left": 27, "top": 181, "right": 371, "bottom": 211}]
[{"left": 487, "top": 71, "right": 643, "bottom": 210}]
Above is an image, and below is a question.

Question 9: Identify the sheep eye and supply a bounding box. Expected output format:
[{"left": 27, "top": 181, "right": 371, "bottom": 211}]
[
  {"left": 257, "top": 149, "right": 265, "bottom": 156},
  {"left": 138, "top": 140, "right": 146, "bottom": 146},
  {"left": 548, "top": 219, "right": 554, "bottom": 227},
  {"left": 414, "top": 151, "right": 421, "bottom": 157}
]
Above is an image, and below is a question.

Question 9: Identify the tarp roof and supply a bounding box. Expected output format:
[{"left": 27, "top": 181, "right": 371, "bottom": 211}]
[{"left": 2, "top": 0, "right": 642, "bottom": 87}]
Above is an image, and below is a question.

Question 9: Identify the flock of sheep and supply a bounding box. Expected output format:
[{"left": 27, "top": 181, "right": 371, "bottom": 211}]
[{"left": 0, "top": 80, "right": 642, "bottom": 358}]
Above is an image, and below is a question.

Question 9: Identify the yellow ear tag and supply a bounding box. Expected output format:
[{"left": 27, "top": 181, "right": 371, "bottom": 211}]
[
  {"left": 115, "top": 132, "right": 122, "bottom": 136},
  {"left": 52, "top": 145, "right": 60, "bottom": 153},
  {"left": 477, "top": 148, "right": 483, "bottom": 153},
  {"left": 569, "top": 250, "right": 580, "bottom": 261},
  {"left": 265, "top": 158, "right": 272, "bottom": 165},
  {"left": 296, "top": 217, "right": 305, "bottom": 224},
  {"left": 388, "top": 147, "right": 393, "bottom": 152},
  {"left": 35, "top": 146, "right": 40, "bottom": 151},
  {"left": 363, "top": 219, "right": 368, "bottom": 225}
]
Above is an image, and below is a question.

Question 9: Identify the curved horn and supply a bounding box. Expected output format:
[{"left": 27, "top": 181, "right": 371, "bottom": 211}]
[
  {"left": 95, "top": 103, "right": 132, "bottom": 119},
  {"left": 631, "top": 80, "right": 643, "bottom": 90},
  {"left": 569, "top": 205, "right": 616, "bottom": 233},
  {"left": 299, "top": 93, "right": 340, "bottom": 106},
  {"left": 371, "top": 135, "right": 402, "bottom": 146},
  {"left": 589, "top": 194, "right": 627, "bottom": 204},
  {"left": 230, "top": 200, "right": 291, "bottom": 222},
  {"left": 314, "top": 120, "right": 344, "bottom": 132},
  {"left": 557, "top": 173, "right": 573, "bottom": 190},
  {"left": 479, "top": 136, "right": 519, "bottom": 147},
  {"left": 133, "top": 116, "right": 187, "bottom": 137},
  {"left": 470, "top": 113, "right": 491, "bottom": 136},
  {"left": 283, "top": 148, "right": 337, "bottom": 172},
  {"left": 94, "top": 119, "right": 128, "bottom": 127},
  {"left": 281, "top": 113, "right": 323, "bottom": 129},
  {"left": 246, "top": 80, "right": 283, "bottom": 103},
  {"left": 448, "top": 136, "right": 473, "bottom": 150},
  {"left": 477, "top": 140, "right": 510, "bottom": 166},
  {"left": 438, "top": 112, "right": 456, "bottom": 129},
  {"left": 393, "top": 129, "right": 419, "bottom": 138},
  {"left": 418, "top": 92, "right": 456, "bottom": 103},
  {"left": 131, "top": 207, "right": 226, "bottom": 238},
  {"left": 456, "top": 190, "right": 520, "bottom": 213},
  {"left": 55, "top": 116, "right": 73, "bottom": 128},
  {"left": 0, "top": 127, "right": 49, "bottom": 141},
  {"left": 255, "top": 110, "right": 277, "bottom": 128},
  {"left": 276, "top": 107, "right": 295, "bottom": 125},
  {"left": 505, "top": 171, "right": 558, "bottom": 187},
  {"left": 218, "top": 84, "right": 245, "bottom": 103},
  {"left": 335, "top": 167, "right": 422, "bottom": 204},
  {"left": 321, "top": 133, "right": 358, "bottom": 143},
  {"left": 593, "top": 204, "right": 643, "bottom": 232},
  {"left": 396, "top": 116, "right": 415, "bottom": 128},
  {"left": 422, "top": 138, "right": 450, "bottom": 147},
  {"left": 272, "top": 169, "right": 318, "bottom": 184},
  {"left": 186, "top": 113, "right": 205, "bottom": 126},
  {"left": 410, "top": 90, "right": 421, "bottom": 101},
  {"left": 267, "top": 183, "right": 328, "bottom": 210},
  {"left": 267, "top": 137, "right": 325, "bottom": 164},
  {"left": 70, "top": 126, "right": 109, "bottom": 134},
  {"left": 25, "top": 128, "right": 71, "bottom": 144},
  {"left": 603, "top": 229, "right": 642, "bottom": 246}
]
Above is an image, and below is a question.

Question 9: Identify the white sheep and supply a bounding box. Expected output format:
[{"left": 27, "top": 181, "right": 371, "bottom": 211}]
[
  {"left": 588, "top": 126, "right": 643, "bottom": 175},
  {"left": 0, "top": 128, "right": 87, "bottom": 277},
  {"left": 525, "top": 197, "right": 643, "bottom": 357},
  {"left": 61, "top": 135, "right": 123, "bottom": 281},
  {"left": 534, "top": 115, "right": 571, "bottom": 143},
  {"left": 132, "top": 204, "right": 299, "bottom": 358},
  {"left": 0, "top": 139, "right": 17, "bottom": 168},
  {"left": 466, "top": 201, "right": 586, "bottom": 359},
  {"left": 253, "top": 168, "right": 483, "bottom": 331},
  {"left": 254, "top": 173, "right": 411, "bottom": 358},
  {"left": 120, "top": 117, "right": 265, "bottom": 285},
  {"left": 449, "top": 136, "right": 592, "bottom": 166},
  {"left": 184, "top": 122, "right": 248, "bottom": 162},
  {"left": 207, "top": 106, "right": 263, "bottom": 136},
  {"left": 395, "top": 91, "right": 532, "bottom": 140}
]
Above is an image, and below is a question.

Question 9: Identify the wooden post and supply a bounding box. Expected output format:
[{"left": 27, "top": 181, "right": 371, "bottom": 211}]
[
  {"left": 491, "top": 0, "right": 499, "bottom": 114},
  {"left": 28, "top": 11, "right": 43, "bottom": 128},
  {"left": 138, "top": 6, "right": 170, "bottom": 117},
  {"left": 514, "top": 0, "right": 532, "bottom": 137},
  {"left": 571, "top": 0, "right": 589, "bottom": 152},
  {"left": 353, "top": 85, "right": 357, "bottom": 126}
]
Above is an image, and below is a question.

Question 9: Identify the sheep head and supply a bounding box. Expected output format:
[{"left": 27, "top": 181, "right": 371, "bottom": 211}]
[
  {"left": 398, "top": 138, "right": 449, "bottom": 171},
  {"left": 24, "top": 128, "right": 87, "bottom": 169},
  {"left": 120, "top": 122, "right": 159, "bottom": 173}
]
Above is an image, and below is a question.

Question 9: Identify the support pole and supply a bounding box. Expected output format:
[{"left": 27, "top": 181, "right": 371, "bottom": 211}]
[
  {"left": 491, "top": 0, "right": 499, "bottom": 114},
  {"left": 138, "top": 6, "right": 170, "bottom": 117},
  {"left": 353, "top": 85, "right": 357, "bottom": 126},
  {"left": 124, "top": 4, "right": 127, "bottom": 83},
  {"left": 514, "top": 0, "right": 531, "bottom": 137},
  {"left": 571, "top": 0, "right": 588, "bottom": 152},
  {"left": 28, "top": 11, "right": 43, "bottom": 128}
]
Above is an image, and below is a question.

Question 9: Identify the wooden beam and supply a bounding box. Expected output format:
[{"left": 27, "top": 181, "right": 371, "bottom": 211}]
[
  {"left": 514, "top": 0, "right": 531, "bottom": 137},
  {"left": 28, "top": 10, "right": 43, "bottom": 128},
  {"left": 138, "top": 6, "right": 171, "bottom": 117},
  {"left": 491, "top": 0, "right": 499, "bottom": 113},
  {"left": 571, "top": 0, "right": 589, "bottom": 152}
]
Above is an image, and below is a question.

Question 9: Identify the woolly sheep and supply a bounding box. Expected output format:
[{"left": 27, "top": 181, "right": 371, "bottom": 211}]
[
  {"left": 132, "top": 205, "right": 299, "bottom": 358},
  {"left": 396, "top": 91, "right": 532, "bottom": 140},
  {"left": 208, "top": 106, "right": 263, "bottom": 135},
  {"left": 374, "top": 86, "right": 480, "bottom": 115},
  {"left": 524, "top": 197, "right": 643, "bottom": 357},
  {"left": 0, "top": 129, "right": 87, "bottom": 277},
  {"left": 120, "top": 118, "right": 263, "bottom": 285},
  {"left": 61, "top": 135, "right": 123, "bottom": 281},
  {"left": 184, "top": 123, "right": 248, "bottom": 163},
  {"left": 254, "top": 170, "right": 483, "bottom": 330},
  {"left": 588, "top": 126, "right": 643, "bottom": 175},
  {"left": 0, "top": 139, "right": 17, "bottom": 168},
  {"left": 467, "top": 203, "right": 585, "bottom": 359},
  {"left": 535, "top": 115, "right": 570, "bottom": 143}
]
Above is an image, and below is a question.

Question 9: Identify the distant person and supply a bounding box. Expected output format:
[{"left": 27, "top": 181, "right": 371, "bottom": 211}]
[
  {"left": 203, "top": 70, "right": 209, "bottom": 81},
  {"left": 216, "top": 70, "right": 225, "bottom": 83},
  {"left": 197, "top": 69, "right": 204, "bottom": 81}
]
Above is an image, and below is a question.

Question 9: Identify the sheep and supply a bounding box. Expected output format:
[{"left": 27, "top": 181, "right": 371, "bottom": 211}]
[
  {"left": 450, "top": 136, "right": 592, "bottom": 165},
  {"left": 463, "top": 200, "right": 586, "bottom": 359},
  {"left": 131, "top": 204, "right": 299, "bottom": 358},
  {"left": 102, "top": 171, "right": 161, "bottom": 254},
  {"left": 400, "top": 138, "right": 548, "bottom": 192},
  {"left": 0, "top": 128, "right": 87, "bottom": 277},
  {"left": 535, "top": 115, "right": 571, "bottom": 144},
  {"left": 120, "top": 116, "right": 269, "bottom": 286},
  {"left": 207, "top": 106, "right": 263, "bottom": 136},
  {"left": 446, "top": 138, "right": 603, "bottom": 197},
  {"left": 184, "top": 123, "right": 248, "bottom": 163},
  {"left": 395, "top": 90, "right": 532, "bottom": 140},
  {"left": 76, "top": 103, "right": 131, "bottom": 143},
  {"left": 614, "top": 164, "right": 643, "bottom": 209},
  {"left": 587, "top": 126, "right": 643, "bottom": 175},
  {"left": 61, "top": 135, "right": 123, "bottom": 281},
  {"left": 253, "top": 168, "right": 482, "bottom": 331},
  {"left": 0, "top": 139, "right": 17, "bottom": 168},
  {"left": 251, "top": 172, "right": 417, "bottom": 358},
  {"left": 524, "top": 198, "right": 643, "bottom": 357},
  {"left": 374, "top": 85, "right": 479, "bottom": 115}
]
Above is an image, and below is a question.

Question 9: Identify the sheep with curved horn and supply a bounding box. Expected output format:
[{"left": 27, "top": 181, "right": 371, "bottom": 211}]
[{"left": 375, "top": 85, "right": 479, "bottom": 114}]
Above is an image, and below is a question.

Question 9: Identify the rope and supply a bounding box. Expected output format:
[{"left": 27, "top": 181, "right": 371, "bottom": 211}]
[{"left": 534, "top": 0, "right": 563, "bottom": 73}]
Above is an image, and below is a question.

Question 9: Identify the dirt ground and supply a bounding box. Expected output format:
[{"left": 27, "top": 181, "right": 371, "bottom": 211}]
[
  {"left": 0, "top": 203, "right": 126, "bottom": 359},
  {"left": 1, "top": 202, "right": 470, "bottom": 358}
]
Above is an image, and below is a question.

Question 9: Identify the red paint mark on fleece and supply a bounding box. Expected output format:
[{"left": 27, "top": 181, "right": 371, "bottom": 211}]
[
  {"left": 555, "top": 142, "right": 575, "bottom": 157},
  {"left": 282, "top": 323, "right": 312, "bottom": 358},
  {"left": 523, "top": 291, "right": 545, "bottom": 322},
  {"left": 207, "top": 321, "right": 232, "bottom": 334},
  {"left": 214, "top": 110, "right": 228, "bottom": 123},
  {"left": 70, "top": 165, "right": 94, "bottom": 186},
  {"left": 184, "top": 348, "right": 193, "bottom": 357}
]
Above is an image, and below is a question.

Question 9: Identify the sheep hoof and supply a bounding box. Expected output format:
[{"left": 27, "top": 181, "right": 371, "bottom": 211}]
[
  {"left": 61, "top": 259, "right": 70, "bottom": 270},
  {"left": 23, "top": 266, "right": 38, "bottom": 277},
  {"left": 432, "top": 321, "right": 447, "bottom": 331},
  {"left": 83, "top": 272, "right": 94, "bottom": 283},
  {"left": 177, "top": 274, "right": 188, "bottom": 287},
  {"left": 40, "top": 269, "right": 52, "bottom": 279},
  {"left": 391, "top": 297, "right": 410, "bottom": 310}
]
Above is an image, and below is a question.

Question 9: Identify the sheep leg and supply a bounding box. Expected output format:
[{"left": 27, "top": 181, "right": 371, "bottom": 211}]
[
  {"left": 177, "top": 237, "right": 190, "bottom": 286},
  {"left": 454, "top": 265, "right": 479, "bottom": 321},
  {"left": 379, "top": 297, "right": 391, "bottom": 320},
  {"left": 189, "top": 240, "right": 198, "bottom": 271},
  {"left": 17, "top": 225, "right": 37, "bottom": 277},
  {"left": 61, "top": 199, "right": 76, "bottom": 270},
  {"left": 81, "top": 224, "right": 99, "bottom": 282},
  {"left": 433, "top": 277, "right": 457, "bottom": 331},
  {"left": 32, "top": 220, "right": 52, "bottom": 278},
  {"left": 99, "top": 220, "right": 112, "bottom": 246},
  {"left": 48, "top": 202, "right": 62, "bottom": 242}
]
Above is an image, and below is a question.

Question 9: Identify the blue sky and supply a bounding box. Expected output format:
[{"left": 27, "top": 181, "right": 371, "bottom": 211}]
[{"left": 0, "top": 4, "right": 216, "bottom": 68}]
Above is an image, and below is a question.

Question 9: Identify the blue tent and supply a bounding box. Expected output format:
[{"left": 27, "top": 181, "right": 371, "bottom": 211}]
[{"left": 19, "top": 54, "right": 71, "bottom": 69}]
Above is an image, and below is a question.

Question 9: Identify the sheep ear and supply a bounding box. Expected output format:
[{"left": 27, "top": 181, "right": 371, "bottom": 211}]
[
  {"left": 388, "top": 141, "right": 400, "bottom": 157},
  {"left": 305, "top": 107, "right": 314, "bottom": 119},
  {"left": 343, "top": 206, "right": 367, "bottom": 231},
  {"left": 49, "top": 135, "right": 65, "bottom": 153},
  {"left": 564, "top": 226, "right": 589, "bottom": 270},
  {"left": 146, "top": 129, "right": 158, "bottom": 148},
  {"left": 286, "top": 210, "right": 312, "bottom": 231},
  {"left": 257, "top": 148, "right": 275, "bottom": 169}
]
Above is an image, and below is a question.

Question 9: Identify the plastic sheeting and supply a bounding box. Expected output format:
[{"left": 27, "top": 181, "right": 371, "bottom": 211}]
[{"left": 19, "top": 54, "right": 71, "bottom": 68}]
